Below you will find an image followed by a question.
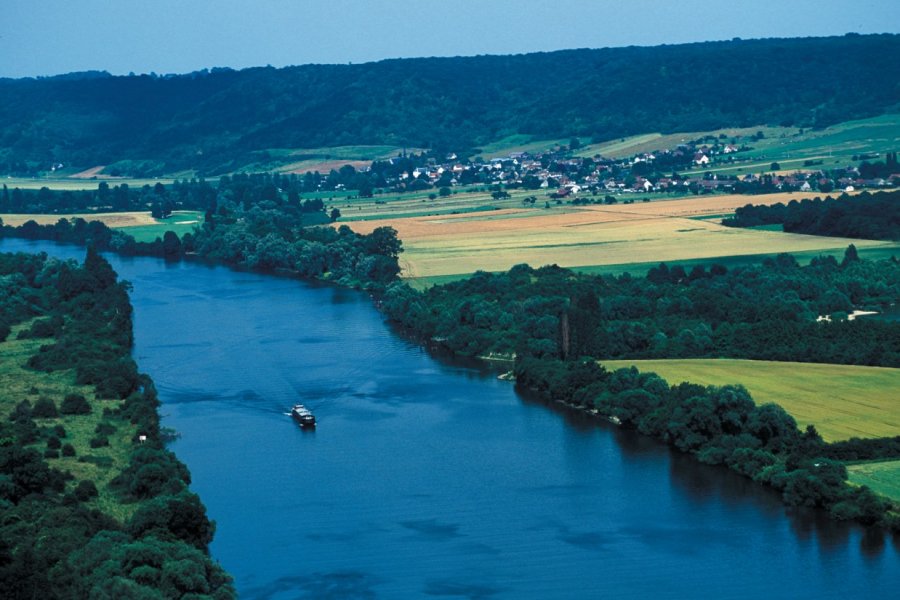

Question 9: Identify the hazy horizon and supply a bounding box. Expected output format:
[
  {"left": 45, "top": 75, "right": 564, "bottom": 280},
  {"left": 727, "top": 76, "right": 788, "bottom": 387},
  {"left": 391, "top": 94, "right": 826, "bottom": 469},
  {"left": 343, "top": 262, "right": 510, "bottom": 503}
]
[{"left": 3, "top": 0, "right": 899, "bottom": 79}]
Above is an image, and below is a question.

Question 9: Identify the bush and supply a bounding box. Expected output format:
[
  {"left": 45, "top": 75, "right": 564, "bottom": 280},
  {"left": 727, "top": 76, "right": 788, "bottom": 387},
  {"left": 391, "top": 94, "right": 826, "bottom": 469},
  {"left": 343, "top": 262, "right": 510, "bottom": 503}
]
[
  {"left": 53, "top": 424, "right": 66, "bottom": 438},
  {"left": 95, "top": 422, "right": 117, "bottom": 436},
  {"left": 60, "top": 393, "right": 92, "bottom": 415},
  {"left": 44, "top": 448, "right": 60, "bottom": 459},
  {"left": 74, "top": 480, "right": 99, "bottom": 501},
  {"left": 61, "top": 443, "right": 76, "bottom": 457},
  {"left": 47, "top": 436, "right": 62, "bottom": 449},
  {"left": 32, "top": 396, "right": 59, "bottom": 418},
  {"left": 89, "top": 436, "right": 110, "bottom": 448}
]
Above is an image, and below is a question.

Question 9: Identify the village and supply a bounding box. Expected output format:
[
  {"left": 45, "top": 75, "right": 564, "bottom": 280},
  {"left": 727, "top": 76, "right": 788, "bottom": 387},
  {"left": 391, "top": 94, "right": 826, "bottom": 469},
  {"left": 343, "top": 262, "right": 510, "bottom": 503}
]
[{"left": 337, "top": 137, "right": 900, "bottom": 201}]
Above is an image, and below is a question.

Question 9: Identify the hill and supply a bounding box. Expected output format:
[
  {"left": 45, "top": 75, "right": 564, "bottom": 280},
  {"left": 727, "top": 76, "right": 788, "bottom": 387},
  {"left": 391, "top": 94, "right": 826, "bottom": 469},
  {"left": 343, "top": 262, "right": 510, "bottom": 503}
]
[{"left": 1, "top": 34, "right": 898, "bottom": 176}]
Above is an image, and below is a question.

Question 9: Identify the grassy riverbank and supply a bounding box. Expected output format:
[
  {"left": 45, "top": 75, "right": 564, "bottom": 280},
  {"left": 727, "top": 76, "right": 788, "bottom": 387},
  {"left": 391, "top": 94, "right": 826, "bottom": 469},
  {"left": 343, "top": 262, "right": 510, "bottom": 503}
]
[
  {"left": 0, "top": 321, "right": 137, "bottom": 520},
  {"left": 600, "top": 359, "right": 900, "bottom": 442}
]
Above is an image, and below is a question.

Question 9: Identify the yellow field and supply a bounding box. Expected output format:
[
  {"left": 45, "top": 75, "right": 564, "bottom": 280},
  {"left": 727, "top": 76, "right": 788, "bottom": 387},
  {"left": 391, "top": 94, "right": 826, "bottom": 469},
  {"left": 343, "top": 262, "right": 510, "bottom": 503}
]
[
  {"left": 1, "top": 211, "right": 158, "bottom": 228},
  {"left": 600, "top": 359, "right": 900, "bottom": 442},
  {"left": 345, "top": 193, "right": 888, "bottom": 279}
]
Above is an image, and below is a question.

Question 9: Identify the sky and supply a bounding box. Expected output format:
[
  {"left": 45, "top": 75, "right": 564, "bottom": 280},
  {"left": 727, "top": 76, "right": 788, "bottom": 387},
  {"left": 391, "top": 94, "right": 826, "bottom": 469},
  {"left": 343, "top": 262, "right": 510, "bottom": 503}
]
[{"left": 2, "top": 0, "right": 899, "bottom": 78}]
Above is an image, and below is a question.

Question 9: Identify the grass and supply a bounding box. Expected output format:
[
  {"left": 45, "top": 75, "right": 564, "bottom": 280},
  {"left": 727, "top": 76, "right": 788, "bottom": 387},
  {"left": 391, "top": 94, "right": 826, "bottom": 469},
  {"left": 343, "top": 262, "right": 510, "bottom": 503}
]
[
  {"left": 0, "top": 322, "right": 137, "bottom": 521},
  {"left": 598, "top": 358, "right": 900, "bottom": 443},
  {"left": 847, "top": 460, "right": 900, "bottom": 501}
]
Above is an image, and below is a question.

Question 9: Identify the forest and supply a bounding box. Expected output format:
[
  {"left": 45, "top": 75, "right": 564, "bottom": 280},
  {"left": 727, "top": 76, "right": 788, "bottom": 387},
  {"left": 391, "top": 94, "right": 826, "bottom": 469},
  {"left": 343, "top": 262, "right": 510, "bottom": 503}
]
[
  {"left": 1, "top": 34, "right": 898, "bottom": 175},
  {"left": 0, "top": 250, "right": 234, "bottom": 598},
  {"left": 723, "top": 189, "right": 900, "bottom": 240}
]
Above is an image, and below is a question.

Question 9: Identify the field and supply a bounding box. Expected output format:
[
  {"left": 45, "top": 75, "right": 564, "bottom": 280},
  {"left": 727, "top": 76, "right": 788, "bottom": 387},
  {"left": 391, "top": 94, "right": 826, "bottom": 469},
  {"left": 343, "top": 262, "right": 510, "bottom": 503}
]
[
  {"left": 3, "top": 175, "right": 179, "bottom": 191},
  {"left": 847, "top": 461, "right": 900, "bottom": 501},
  {"left": 344, "top": 192, "right": 895, "bottom": 281},
  {"left": 0, "top": 322, "right": 136, "bottom": 521},
  {"left": 0, "top": 210, "right": 203, "bottom": 242},
  {"left": 680, "top": 114, "right": 900, "bottom": 178},
  {"left": 120, "top": 211, "right": 204, "bottom": 242},
  {"left": 599, "top": 359, "right": 900, "bottom": 442},
  {"left": 234, "top": 144, "right": 425, "bottom": 174}
]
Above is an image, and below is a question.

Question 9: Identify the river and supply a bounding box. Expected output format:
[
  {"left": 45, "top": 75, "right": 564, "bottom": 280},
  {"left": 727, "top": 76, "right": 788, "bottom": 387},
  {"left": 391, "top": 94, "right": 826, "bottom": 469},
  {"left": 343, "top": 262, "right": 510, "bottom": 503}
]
[{"left": 3, "top": 238, "right": 899, "bottom": 599}]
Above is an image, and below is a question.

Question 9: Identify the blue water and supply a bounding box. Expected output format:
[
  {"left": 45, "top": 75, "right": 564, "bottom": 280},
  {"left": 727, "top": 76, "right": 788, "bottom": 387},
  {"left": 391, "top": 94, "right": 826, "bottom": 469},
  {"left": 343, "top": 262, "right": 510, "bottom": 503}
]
[{"left": 4, "top": 238, "right": 899, "bottom": 599}]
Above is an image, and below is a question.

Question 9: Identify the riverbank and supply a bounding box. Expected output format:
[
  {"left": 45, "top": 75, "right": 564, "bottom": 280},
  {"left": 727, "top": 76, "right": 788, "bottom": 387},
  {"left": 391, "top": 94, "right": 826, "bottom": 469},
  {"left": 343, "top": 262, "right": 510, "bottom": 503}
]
[{"left": 0, "top": 248, "right": 235, "bottom": 597}]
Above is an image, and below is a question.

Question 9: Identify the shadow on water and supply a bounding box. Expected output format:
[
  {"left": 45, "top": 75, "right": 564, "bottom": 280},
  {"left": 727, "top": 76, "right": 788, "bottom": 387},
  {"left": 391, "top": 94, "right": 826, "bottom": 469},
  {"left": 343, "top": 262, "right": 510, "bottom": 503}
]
[{"left": 242, "top": 571, "right": 381, "bottom": 600}]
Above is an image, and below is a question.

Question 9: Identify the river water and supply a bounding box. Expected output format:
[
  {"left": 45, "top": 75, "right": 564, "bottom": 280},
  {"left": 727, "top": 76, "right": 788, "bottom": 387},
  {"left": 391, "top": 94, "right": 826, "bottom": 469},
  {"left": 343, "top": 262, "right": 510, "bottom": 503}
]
[{"left": 3, "top": 238, "right": 899, "bottom": 599}]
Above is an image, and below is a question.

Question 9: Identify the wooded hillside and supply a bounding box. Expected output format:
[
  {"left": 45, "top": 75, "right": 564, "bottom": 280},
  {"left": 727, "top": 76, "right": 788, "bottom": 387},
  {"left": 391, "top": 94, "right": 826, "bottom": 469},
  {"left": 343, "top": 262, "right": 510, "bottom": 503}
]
[{"left": 1, "top": 34, "right": 898, "bottom": 175}]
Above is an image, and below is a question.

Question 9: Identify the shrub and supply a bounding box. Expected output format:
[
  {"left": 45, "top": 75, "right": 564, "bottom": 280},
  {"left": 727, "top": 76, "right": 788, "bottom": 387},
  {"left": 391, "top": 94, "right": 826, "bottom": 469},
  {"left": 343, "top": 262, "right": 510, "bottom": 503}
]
[
  {"left": 32, "top": 396, "right": 59, "bottom": 418},
  {"left": 95, "top": 422, "right": 117, "bottom": 436},
  {"left": 53, "top": 424, "right": 66, "bottom": 438},
  {"left": 44, "top": 449, "right": 60, "bottom": 459},
  {"left": 61, "top": 443, "right": 76, "bottom": 457},
  {"left": 47, "top": 436, "right": 62, "bottom": 449},
  {"left": 89, "top": 436, "right": 110, "bottom": 448},
  {"left": 60, "top": 393, "right": 92, "bottom": 415},
  {"left": 74, "top": 480, "right": 99, "bottom": 501}
]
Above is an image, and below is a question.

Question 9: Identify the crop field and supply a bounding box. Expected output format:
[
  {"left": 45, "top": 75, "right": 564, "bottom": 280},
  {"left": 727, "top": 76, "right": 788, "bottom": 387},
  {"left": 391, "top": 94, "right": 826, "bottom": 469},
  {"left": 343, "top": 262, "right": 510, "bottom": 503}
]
[
  {"left": 0, "top": 322, "right": 136, "bottom": 521},
  {"left": 3, "top": 175, "right": 178, "bottom": 191},
  {"left": 847, "top": 461, "right": 900, "bottom": 501},
  {"left": 599, "top": 359, "right": 900, "bottom": 442},
  {"left": 345, "top": 192, "right": 891, "bottom": 280}
]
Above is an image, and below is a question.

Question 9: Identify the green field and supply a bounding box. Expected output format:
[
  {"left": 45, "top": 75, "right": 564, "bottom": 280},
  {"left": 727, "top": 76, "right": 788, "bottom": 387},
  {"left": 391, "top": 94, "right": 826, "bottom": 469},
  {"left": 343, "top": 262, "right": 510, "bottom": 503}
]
[
  {"left": 684, "top": 114, "right": 900, "bottom": 177},
  {"left": 847, "top": 460, "right": 900, "bottom": 501},
  {"left": 473, "top": 134, "right": 575, "bottom": 159},
  {"left": 599, "top": 358, "right": 900, "bottom": 442},
  {"left": 122, "top": 211, "right": 204, "bottom": 242},
  {"left": 0, "top": 322, "right": 136, "bottom": 521}
]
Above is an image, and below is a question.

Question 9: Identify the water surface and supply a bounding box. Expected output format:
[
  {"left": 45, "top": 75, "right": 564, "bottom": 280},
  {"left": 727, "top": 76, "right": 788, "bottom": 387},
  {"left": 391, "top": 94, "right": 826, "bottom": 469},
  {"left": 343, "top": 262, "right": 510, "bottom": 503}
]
[{"left": 4, "top": 238, "right": 899, "bottom": 599}]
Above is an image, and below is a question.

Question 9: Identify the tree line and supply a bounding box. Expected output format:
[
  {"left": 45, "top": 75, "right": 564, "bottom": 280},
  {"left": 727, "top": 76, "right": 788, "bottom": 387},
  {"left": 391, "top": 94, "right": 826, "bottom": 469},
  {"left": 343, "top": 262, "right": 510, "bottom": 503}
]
[
  {"left": 0, "top": 173, "right": 330, "bottom": 215},
  {"left": 382, "top": 250, "right": 900, "bottom": 366},
  {"left": 722, "top": 190, "right": 900, "bottom": 240},
  {"left": 1, "top": 34, "right": 898, "bottom": 175},
  {"left": 0, "top": 250, "right": 235, "bottom": 598},
  {"left": 1, "top": 198, "right": 403, "bottom": 291}
]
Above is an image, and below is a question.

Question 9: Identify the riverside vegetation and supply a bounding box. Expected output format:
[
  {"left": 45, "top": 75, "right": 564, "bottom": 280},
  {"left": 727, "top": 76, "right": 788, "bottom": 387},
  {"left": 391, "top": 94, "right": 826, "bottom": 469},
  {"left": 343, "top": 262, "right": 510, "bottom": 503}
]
[
  {"left": 3, "top": 185, "right": 900, "bottom": 531},
  {"left": 380, "top": 249, "right": 900, "bottom": 529},
  {"left": 0, "top": 249, "right": 234, "bottom": 598}
]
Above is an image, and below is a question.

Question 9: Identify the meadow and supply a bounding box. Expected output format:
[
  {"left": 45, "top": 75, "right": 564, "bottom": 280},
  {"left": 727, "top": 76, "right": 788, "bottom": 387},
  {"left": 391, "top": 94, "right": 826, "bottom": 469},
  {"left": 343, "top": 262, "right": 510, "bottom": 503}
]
[
  {"left": 0, "top": 322, "right": 136, "bottom": 521},
  {"left": 847, "top": 460, "right": 900, "bottom": 501},
  {"left": 599, "top": 358, "right": 900, "bottom": 442}
]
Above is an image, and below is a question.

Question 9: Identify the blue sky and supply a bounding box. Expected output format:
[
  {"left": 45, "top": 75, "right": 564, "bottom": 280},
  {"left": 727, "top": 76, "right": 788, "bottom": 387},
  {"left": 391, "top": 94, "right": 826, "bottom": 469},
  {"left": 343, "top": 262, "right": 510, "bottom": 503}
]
[{"left": 2, "top": 0, "right": 899, "bottom": 78}]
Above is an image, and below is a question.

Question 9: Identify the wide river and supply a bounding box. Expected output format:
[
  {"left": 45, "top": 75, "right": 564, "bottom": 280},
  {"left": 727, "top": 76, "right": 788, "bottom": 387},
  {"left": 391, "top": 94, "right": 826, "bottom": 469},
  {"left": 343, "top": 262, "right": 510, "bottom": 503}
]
[{"left": 3, "top": 238, "right": 900, "bottom": 599}]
